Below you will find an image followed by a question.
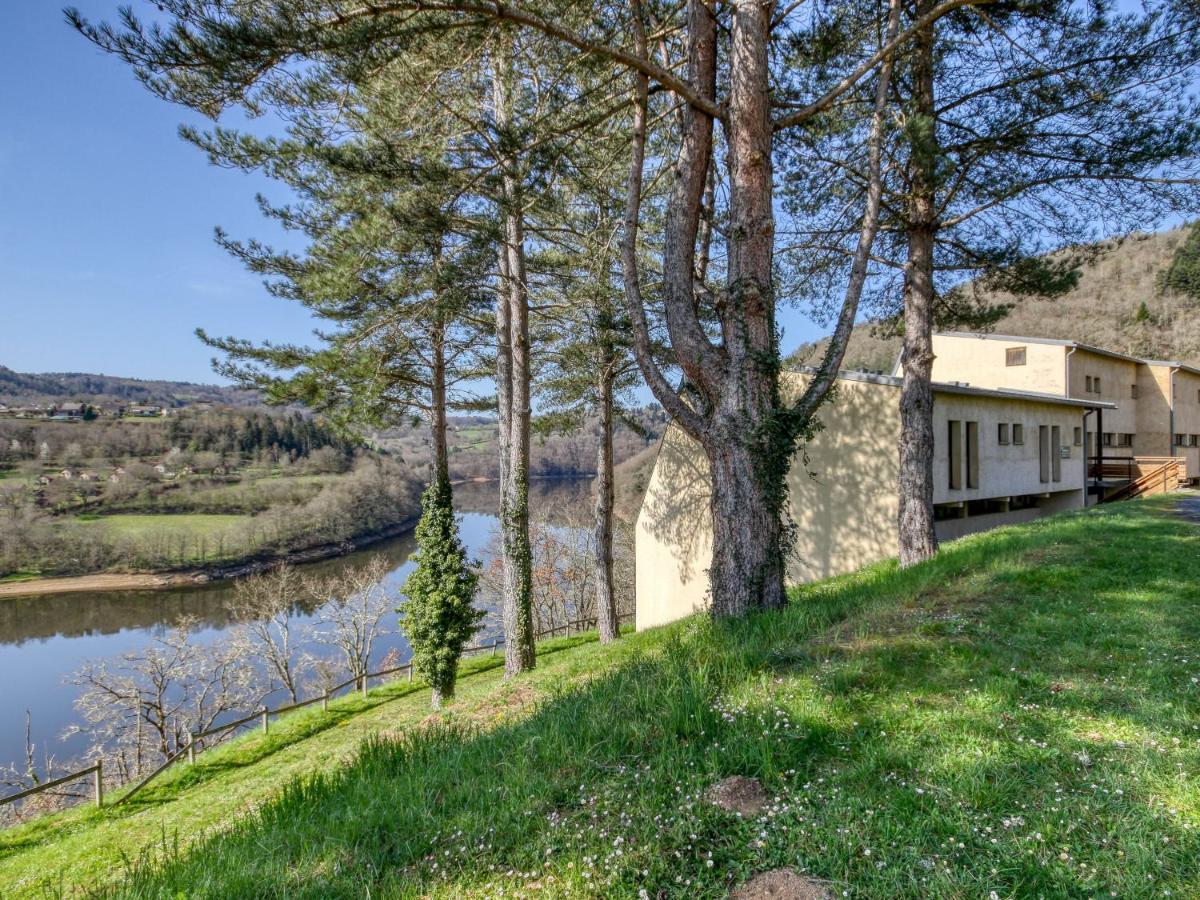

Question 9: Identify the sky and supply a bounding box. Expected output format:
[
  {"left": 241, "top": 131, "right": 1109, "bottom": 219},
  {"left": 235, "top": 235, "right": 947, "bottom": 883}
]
[{"left": 0, "top": 3, "right": 318, "bottom": 384}]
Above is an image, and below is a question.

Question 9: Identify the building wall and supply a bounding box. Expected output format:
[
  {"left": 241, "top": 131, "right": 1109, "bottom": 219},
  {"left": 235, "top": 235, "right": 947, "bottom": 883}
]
[
  {"left": 1171, "top": 369, "right": 1200, "bottom": 478},
  {"left": 931, "top": 393, "right": 1088, "bottom": 502},
  {"left": 1136, "top": 364, "right": 1175, "bottom": 459},
  {"left": 1067, "top": 348, "right": 1139, "bottom": 457},
  {"left": 635, "top": 373, "right": 1091, "bottom": 630},
  {"left": 927, "top": 335, "right": 1067, "bottom": 394}
]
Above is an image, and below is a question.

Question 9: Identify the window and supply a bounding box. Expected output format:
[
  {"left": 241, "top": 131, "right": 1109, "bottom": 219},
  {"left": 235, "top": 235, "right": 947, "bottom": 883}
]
[
  {"left": 1039, "top": 425, "right": 1051, "bottom": 483},
  {"left": 1012, "top": 423, "right": 1024, "bottom": 445},
  {"left": 1094, "top": 377, "right": 1102, "bottom": 395},
  {"left": 1006, "top": 347, "right": 1027, "bottom": 367},
  {"left": 948, "top": 420, "right": 963, "bottom": 490},
  {"left": 1192, "top": 435, "right": 1200, "bottom": 447},
  {"left": 1073, "top": 426, "right": 1082, "bottom": 446},
  {"left": 998, "top": 423, "right": 1010, "bottom": 445},
  {"left": 966, "top": 421, "right": 980, "bottom": 489},
  {"left": 1176, "top": 433, "right": 1187, "bottom": 446},
  {"left": 1131, "top": 384, "right": 1139, "bottom": 399},
  {"left": 1118, "top": 433, "right": 1134, "bottom": 448},
  {"left": 1051, "top": 425, "right": 1062, "bottom": 482},
  {"left": 1085, "top": 376, "right": 1093, "bottom": 392}
]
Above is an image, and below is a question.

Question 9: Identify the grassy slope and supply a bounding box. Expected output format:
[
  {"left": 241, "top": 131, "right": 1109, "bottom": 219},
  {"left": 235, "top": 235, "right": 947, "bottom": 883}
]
[{"left": 5, "top": 499, "right": 1200, "bottom": 898}]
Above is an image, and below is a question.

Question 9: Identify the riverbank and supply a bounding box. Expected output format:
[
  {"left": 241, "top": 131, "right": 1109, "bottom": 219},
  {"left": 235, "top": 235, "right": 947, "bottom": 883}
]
[
  {"left": 0, "top": 517, "right": 419, "bottom": 598},
  {"left": 3, "top": 498, "right": 1197, "bottom": 897}
]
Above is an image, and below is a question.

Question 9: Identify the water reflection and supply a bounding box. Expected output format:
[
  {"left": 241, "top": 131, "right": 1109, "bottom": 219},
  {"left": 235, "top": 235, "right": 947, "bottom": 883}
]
[{"left": 0, "top": 478, "right": 592, "bottom": 774}]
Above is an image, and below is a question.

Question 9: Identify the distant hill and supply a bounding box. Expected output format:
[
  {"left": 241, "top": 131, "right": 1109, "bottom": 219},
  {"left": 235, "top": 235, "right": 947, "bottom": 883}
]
[
  {"left": 789, "top": 226, "right": 1200, "bottom": 373},
  {"left": 0, "top": 367, "right": 258, "bottom": 408}
]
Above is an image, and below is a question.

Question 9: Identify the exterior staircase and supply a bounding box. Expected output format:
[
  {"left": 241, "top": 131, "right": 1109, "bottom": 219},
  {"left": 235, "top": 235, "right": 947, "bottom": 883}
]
[{"left": 1093, "top": 457, "right": 1188, "bottom": 503}]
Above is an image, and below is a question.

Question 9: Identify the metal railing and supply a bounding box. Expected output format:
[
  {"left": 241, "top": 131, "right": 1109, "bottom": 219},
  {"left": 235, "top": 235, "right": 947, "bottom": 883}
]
[{"left": 0, "top": 612, "right": 632, "bottom": 813}]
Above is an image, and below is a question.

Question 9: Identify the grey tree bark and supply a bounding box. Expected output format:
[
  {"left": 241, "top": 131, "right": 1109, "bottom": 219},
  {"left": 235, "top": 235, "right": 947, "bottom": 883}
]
[
  {"left": 897, "top": 7, "right": 940, "bottom": 568},
  {"left": 493, "top": 43, "right": 536, "bottom": 675},
  {"left": 594, "top": 362, "right": 619, "bottom": 642}
]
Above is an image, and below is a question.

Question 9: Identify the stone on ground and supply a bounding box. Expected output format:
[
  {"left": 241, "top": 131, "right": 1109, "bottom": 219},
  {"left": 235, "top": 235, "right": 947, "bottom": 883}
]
[
  {"left": 731, "top": 867, "right": 833, "bottom": 899},
  {"left": 706, "top": 775, "right": 769, "bottom": 817}
]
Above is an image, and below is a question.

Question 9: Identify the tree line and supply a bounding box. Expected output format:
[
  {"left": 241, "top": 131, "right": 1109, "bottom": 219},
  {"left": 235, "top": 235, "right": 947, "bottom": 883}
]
[{"left": 69, "top": 0, "right": 1200, "bottom": 695}]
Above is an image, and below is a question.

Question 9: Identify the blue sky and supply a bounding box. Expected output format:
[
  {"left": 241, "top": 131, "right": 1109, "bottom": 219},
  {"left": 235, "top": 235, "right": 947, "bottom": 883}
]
[{"left": 0, "top": 3, "right": 317, "bottom": 384}]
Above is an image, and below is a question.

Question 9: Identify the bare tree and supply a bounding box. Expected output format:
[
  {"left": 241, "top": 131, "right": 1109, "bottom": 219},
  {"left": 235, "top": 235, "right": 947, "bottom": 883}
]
[
  {"left": 228, "top": 564, "right": 309, "bottom": 703},
  {"left": 68, "top": 619, "right": 261, "bottom": 777},
  {"left": 308, "top": 557, "right": 395, "bottom": 683}
]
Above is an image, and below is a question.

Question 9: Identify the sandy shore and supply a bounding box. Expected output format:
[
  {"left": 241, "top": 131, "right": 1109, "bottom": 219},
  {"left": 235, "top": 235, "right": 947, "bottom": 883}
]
[{"left": 0, "top": 572, "right": 197, "bottom": 597}]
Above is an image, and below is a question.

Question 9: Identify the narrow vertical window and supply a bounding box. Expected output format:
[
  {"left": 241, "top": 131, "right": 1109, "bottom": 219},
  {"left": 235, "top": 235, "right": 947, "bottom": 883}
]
[
  {"left": 1039, "top": 425, "right": 1051, "bottom": 483},
  {"left": 998, "top": 423, "right": 1009, "bottom": 445},
  {"left": 1073, "top": 426, "right": 1082, "bottom": 446},
  {"left": 966, "top": 421, "right": 980, "bottom": 489},
  {"left": 1013, "top": 423, "right": 1024, "bottom": 445},
  {"left": 948, "top": 420, "right": 963, "bottom": 490},
  {"left": 1051, "top": 425, "right": 1062, "bottom": 482}
]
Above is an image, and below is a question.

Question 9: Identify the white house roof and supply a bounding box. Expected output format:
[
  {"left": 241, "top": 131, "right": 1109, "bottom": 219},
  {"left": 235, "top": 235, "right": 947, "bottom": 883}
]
[
  {"left": 791, "top": 366, "right": 1117, "bottom": 410},
  {"left": 934, "top": 331, "right": 1144, "bottom": 365},
  {"left": 1142, "top": 359, "right": 1200, "bottom": 377}
]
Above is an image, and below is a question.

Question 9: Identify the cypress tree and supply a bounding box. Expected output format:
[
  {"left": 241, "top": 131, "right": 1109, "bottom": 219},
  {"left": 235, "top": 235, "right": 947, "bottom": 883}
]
[{"left": 400, "top": 476, "right": 483, "bottom": 710}]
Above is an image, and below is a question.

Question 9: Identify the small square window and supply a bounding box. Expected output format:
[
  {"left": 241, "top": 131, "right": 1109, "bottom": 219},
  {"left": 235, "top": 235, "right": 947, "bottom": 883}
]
[
  {"left": 1103, "top": 432, "right": 1115, "bottom": 447},
  {"left": 998, "top": 423, "right": 1010, "bottom": 445},
  {"left": 1177, "top": 433, "right": 1187, "bottom": 446},
  {"left": 1012, "top": 423, "right": 1024, "bottom": 445},
  {"left": 1006, "top": 347, "right": 1027, "bottom": 367}
]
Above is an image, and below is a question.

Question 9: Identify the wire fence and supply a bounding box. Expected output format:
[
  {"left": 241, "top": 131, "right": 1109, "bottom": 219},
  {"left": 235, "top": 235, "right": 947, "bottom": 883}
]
[{"left": 1, "top": 611, "right": 632, "bottom": 813}]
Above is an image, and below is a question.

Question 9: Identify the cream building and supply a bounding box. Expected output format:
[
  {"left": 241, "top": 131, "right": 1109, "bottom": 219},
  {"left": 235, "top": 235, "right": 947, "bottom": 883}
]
[
  {"left": 635, "top": 370, "right": 1112, "bottom": 630},
  {"left": 914, "top": 333, "right": 1200, "bottom": 482}
]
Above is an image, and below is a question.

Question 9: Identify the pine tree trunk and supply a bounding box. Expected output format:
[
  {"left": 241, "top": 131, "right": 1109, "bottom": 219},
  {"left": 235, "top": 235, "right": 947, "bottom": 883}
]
[
  {"left": 898, "top": 11, "right": 940, "bottom": 568},
  {"left": 430, "top": 318, "right": 450, "bottom": 488},
  {"left": 704, "top": 0, "right": 787, "bottom": 617},
  {"left": 594, "top": 365, "right": 619, "bottom": 642},
  {"left": 493, "top": 45, "right": 535, "bottom": 676}
]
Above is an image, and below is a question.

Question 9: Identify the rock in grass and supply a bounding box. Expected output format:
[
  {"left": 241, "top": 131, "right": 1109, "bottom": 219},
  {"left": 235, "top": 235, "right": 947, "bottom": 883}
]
[
  {"left": 706, "top": 775, "right": 768, "bottom": 817},
  {"left": 731, "top": 867, "right": 833, "bottom": 899}
]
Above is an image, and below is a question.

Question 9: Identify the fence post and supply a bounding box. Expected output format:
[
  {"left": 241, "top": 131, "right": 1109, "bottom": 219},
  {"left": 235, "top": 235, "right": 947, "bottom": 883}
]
[
  {"left": 92, "top": 759, "right": 104, "bottom": 808},
  {"left": 361, "top": 674, "right": 369, "bottom": 699},
  {"left": 322, "top": 691, "right": 329, "bottom": 712},
  {"left": 408, "top": 665, "right": 414, "bottom": 683},
  {"left": 566, "top": 621, "right": 571, "bottom": 637},
  {"left": 261, "top": 707, "right": 269, "bottom": 735},
  {"left": 186, "top": 731, "right": 195, "bottom": 766},
  {"left": 491, "top": 640, "right": 498, "bottom": 657}
]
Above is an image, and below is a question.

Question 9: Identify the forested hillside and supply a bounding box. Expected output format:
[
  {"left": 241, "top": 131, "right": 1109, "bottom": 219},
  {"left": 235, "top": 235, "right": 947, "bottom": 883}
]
[
  {"left": 790, "top": 226, "right": 1200, "bottom": 373},
  {"left": 0, "top": 367, "right": 256, "bottom": 408}
]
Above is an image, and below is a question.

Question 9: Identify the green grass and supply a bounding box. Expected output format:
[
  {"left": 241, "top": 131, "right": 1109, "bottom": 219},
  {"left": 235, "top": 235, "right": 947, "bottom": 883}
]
[
  {"left": 74, "top": 513, "right": 245, "bottom": 540},
  {"left": 5, "top": 498, "right": 1200, "bottom": 898},
  {"left": 0, "top": 571, "right": 39, "bottom": 584}
]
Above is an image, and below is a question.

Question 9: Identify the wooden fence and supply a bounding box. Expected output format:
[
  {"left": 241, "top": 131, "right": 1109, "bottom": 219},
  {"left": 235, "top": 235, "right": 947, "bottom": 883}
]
[{"left": 0, "top": 612, "right": 631, "bottom": 813}]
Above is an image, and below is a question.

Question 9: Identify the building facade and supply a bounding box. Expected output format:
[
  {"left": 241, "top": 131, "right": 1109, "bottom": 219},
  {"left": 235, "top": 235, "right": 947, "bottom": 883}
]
[
  {"left": 635, "top": 370, "right": 1110, "bottom": 630},
  {"left": 918, "top": 333, "right": 1200, "bottom": 477}
]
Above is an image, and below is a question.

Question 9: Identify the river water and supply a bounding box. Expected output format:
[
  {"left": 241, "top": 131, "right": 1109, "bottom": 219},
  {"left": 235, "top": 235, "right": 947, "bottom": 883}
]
[{"left": 0, "top": 479, "right": 592, "bottom": 775}]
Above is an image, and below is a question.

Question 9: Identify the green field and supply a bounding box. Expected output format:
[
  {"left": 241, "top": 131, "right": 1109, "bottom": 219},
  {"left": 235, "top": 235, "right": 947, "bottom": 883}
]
[
  {"left": 3, "top": 497, "right": 1199, "bottom": 898},
  {"left": 75, "top": 513, "right": 245, "bottom": 540}
]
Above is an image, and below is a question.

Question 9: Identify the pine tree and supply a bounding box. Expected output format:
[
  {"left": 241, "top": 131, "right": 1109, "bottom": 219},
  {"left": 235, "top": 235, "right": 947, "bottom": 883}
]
[{"left": 400, "top": 476, "right": 483, "bottom": 709}]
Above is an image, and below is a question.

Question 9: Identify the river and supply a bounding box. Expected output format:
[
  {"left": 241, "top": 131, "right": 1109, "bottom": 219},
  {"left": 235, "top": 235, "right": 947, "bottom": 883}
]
[{"left": 0, "top": 478, "right": 593, "bottom": 776}]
